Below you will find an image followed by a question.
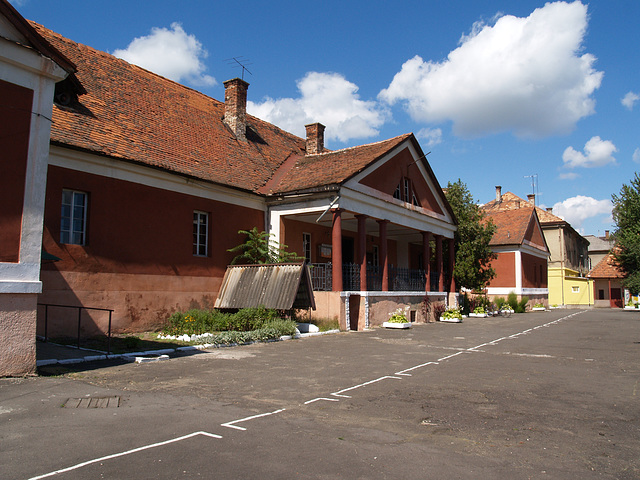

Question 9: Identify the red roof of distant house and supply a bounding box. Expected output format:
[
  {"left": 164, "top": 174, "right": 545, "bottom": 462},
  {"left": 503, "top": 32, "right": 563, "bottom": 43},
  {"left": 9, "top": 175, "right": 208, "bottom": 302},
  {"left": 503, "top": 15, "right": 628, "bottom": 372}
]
[
  {"left": 483, "top": 191, "right": 565, "bottom": 224},
  {"left": 484, "top": 207, "right": 537, "bottom": 246},
  {"left": 588, "top": 252, "right": 624, "bottom": 279}
]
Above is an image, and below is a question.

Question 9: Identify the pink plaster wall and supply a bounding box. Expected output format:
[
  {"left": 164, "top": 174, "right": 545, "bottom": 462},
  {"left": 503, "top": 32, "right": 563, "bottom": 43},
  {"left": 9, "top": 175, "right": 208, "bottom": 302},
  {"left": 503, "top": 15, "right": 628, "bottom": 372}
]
[{"left": 0, "top": 294, "right": 37, "bottom": 376}]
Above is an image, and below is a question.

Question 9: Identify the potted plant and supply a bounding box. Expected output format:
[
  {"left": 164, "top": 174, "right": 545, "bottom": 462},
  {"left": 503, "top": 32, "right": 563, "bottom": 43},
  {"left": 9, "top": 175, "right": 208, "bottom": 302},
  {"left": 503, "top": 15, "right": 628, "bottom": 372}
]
[
  {"left": 532, "top": 303, "right": 546, "bottom": 311},
  {"left": 469, "top": 306, "right": 488, "bottom": 318},
  {"left": 383, "top": 307, "right": 412, "bottom": 329},
  {"left": 440, "top": 307, "right": 463, "bottom": 323}
]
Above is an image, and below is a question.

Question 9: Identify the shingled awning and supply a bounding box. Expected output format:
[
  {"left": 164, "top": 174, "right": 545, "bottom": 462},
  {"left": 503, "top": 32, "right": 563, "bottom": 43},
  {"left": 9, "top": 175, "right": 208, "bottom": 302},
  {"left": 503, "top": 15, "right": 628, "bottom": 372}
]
[{"left": 214, "top": 263, "right": 316, "bottom": 310}]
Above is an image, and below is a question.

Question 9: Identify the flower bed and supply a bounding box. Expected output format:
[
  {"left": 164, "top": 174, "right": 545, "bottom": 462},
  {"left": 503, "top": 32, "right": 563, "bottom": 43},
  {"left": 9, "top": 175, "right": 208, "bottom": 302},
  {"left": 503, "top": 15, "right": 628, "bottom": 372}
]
[{"left": 440, "top": 307, "right": 463, "bottom": 323}]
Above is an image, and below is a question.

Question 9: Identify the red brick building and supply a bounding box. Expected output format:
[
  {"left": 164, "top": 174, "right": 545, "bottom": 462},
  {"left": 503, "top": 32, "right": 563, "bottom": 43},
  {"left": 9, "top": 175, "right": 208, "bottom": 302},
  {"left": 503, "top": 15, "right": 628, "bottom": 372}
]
[
  {"left": 482, "top": 207, "right": 549, "bottom": 306},
  {"left": 17, "top": 21, "right": 459, "bottom": 335}
]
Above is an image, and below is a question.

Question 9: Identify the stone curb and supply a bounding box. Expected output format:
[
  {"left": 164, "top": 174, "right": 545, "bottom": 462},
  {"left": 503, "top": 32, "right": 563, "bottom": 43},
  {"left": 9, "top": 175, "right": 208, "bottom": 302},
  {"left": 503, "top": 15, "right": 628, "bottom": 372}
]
[{"left": 36, "top": 329, "right": 342, "bottom": 367}]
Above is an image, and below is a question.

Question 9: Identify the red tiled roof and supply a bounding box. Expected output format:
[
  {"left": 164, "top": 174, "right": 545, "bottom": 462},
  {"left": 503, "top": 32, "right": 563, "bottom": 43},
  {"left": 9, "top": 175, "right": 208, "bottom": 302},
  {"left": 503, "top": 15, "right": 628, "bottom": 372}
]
[
  {"left": 484, "top": 207, "right": 536, "bottom": 246},
  {"left": 30, "top": 21, "right": 418, "bottom": 197},
  {"left": 588, "top": 252, "right": 624, "bottom": 279},
  {"left": 30, "top": 22, "right": 306, "bottom": 193},
  {"left": 483, "top": 191, "right": 564, "bottom": 224},
  {"left": 260, "top": 134, "right": 412, "bottom": 194}
]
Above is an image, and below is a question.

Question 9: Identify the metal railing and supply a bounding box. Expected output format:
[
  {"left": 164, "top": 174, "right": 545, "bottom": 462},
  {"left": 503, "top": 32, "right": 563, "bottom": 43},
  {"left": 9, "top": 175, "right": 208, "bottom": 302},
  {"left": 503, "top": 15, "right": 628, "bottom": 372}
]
[
  {"left": 38, "top": 303, "right": 114, "bottom": 355},
  {"left": 309, "top": 263, "right": 443, "bottom": 292}
]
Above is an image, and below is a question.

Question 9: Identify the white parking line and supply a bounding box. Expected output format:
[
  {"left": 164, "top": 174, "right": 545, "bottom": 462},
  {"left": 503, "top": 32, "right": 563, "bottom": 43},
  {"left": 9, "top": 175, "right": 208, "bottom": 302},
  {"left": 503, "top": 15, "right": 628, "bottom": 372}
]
[
  {"left": 221, "top": 408, "right": 286, "bottom": 431},
  {"left": 29, "top": 311, "right": 585, "bottom": 479},
  {"left": 28, "top": 431, "right": 222, "bottom": 479},
  {"left": 304, "top": 397, "right": 340, "bottom": 405}
]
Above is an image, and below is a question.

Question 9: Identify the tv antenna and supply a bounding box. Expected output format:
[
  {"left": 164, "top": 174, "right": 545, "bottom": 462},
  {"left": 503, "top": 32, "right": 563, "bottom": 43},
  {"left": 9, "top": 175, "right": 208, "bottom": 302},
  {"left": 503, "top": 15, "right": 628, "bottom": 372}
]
[
  {"left": 524, "top": 174, "right": 538, "bottom": 195},
  {"left": 225, "top": 57, "right": 253, "bottom": 80}
]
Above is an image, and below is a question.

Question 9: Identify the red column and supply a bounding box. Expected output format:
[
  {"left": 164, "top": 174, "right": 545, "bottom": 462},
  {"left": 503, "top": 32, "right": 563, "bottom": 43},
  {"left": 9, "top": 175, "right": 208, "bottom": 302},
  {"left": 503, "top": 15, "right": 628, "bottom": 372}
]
[
  {"left": 332, "top": 209, "right": 343, "bottom": 292},
  {"left": 608, "top": 279, "right": 612, "bottom": 308},
  {"left": 357, "top": 215, "right": 367, "bottom": 291},
  {"left": 422, "top": 232, "right": 431, "bottom": 292},
  {"left": 435, "top": 235, "right": 443, "bottom": 292},
  {"left": 448, "top": 237, "right": 456, "bottom": 292},
  {"left": 378, "top": 220, "right": 389, "bottom": 291}
]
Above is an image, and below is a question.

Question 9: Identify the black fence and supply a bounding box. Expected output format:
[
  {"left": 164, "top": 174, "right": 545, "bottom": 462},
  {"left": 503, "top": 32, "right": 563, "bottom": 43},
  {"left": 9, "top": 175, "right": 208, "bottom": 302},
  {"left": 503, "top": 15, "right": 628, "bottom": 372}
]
[
  {"left": 38, "top": 303, "right": 114, "bottom": 354},
  {"left": 309, "top": 263, "right": 443, "bottom": 292}
]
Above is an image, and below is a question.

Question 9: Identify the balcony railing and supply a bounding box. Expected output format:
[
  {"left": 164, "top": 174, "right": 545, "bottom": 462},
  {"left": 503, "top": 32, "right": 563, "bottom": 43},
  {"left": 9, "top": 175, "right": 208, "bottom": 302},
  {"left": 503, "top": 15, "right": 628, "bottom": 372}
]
[{"left": 309, "top": 263, "right": 442, "bottom": 292}]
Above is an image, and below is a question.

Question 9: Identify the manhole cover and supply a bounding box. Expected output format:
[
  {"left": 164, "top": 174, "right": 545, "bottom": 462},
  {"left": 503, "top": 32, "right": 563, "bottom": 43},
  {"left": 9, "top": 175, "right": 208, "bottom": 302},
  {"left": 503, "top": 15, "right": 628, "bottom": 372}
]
[{"left": 63, "top": 396, "right": 120, "bottom": 408}]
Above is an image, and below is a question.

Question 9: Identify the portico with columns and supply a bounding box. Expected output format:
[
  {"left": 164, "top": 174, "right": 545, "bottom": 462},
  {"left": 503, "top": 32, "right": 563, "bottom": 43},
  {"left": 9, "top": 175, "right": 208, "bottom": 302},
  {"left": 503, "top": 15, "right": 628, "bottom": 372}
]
[{"left": 265, "top": 125, "right": 457, "bottom": 330}]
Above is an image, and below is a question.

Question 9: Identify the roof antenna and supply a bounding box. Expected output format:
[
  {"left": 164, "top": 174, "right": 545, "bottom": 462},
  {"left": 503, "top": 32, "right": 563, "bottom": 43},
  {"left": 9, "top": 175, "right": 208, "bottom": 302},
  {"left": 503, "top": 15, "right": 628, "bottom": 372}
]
[
  {"left": 225, "top": 57, "right": 253, "bottom": 80},
  {"left": 523, "top": 174, "right": 539, "bottom": 198}
]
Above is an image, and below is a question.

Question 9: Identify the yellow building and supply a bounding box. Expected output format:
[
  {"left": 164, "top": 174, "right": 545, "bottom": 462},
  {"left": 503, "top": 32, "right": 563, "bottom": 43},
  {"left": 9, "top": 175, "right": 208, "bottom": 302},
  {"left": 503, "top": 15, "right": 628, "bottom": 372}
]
[{"left": 547, "top": 267, "right": 593, "bottom": 307}]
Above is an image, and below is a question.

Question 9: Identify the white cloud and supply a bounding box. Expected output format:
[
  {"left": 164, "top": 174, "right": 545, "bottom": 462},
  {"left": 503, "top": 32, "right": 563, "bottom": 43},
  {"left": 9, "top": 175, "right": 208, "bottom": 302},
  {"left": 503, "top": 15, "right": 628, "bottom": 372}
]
[
  {"left": 247, "top": 72, "right": 388, "bottom": 143},
  {"left": 559, "top": 172, "right": 579, "bottom": 180},
  {"left": 562, "top": 136, "right": 617, "bottom": 168},
  {"left": 416, "top": 127, "right": 443, "bottom": 147},
  {"left": 622, "top": 91, "right": 640, "bottom": 110},
  {"left": 552, "top": 196, "right": 612, "bottom": 231},
  {"left": 378, "top": 1, "right": 603, "bottom": 138},
  {"left": 8, "top": 0, "right": 28, "bottom": 6},
  {"left": 113, "top": 23, "right": 216, "bottom": 87},
  {"left": 633, "top": 148, "right": 640, "bottom": 163}
]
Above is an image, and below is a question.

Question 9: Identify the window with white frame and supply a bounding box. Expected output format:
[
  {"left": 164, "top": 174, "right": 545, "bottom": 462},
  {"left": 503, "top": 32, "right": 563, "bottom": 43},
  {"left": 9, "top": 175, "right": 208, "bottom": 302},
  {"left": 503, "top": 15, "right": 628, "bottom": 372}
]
[
  {"left": 193, "top": 211, "right": 208, "bottom": 256},
  {"left": 302, "top": 233, "right": 311, "bottom": 263},
  {"left": 60, "top": 189, "right": 87, "bottom": 245}
]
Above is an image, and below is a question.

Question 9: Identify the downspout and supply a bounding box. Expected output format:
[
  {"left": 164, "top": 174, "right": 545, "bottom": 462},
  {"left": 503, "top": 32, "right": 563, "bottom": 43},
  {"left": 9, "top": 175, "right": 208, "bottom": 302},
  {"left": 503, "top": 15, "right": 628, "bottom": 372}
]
[
  {"left": 560, "top": 227, "right": 565, "bottom": 306},
  {"left": 316, "top": 195, "right": 340, "bottom": 223}
]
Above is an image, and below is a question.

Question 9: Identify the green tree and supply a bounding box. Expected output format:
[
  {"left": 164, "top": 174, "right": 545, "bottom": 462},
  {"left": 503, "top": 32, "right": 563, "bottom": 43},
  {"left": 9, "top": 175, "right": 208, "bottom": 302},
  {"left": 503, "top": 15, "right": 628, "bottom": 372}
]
[
  {"left": 228, "top": 227, "right": 302, "bottom": 265},
  {"left": 445, "top": 179, "right": 497, "bottom": 291},
  {"left": 612, "top": 173, "right": 640, "bottom": 294}
]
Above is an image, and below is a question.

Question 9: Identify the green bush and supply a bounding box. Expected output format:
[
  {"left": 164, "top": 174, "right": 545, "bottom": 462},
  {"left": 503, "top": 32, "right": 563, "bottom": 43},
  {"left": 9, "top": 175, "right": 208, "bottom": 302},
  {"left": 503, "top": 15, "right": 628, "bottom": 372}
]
[
  {"left": 228, "top": 306, "right": 280, "bottom": 331},
  {"left": 494, "top": 297, "right": 506, "bottom": 309},
  {"left": 263, "top": 318, "right": 298, "bottom": 336},
  {"left": 163, "top": 306, "right": 291, "bottom": 338}
]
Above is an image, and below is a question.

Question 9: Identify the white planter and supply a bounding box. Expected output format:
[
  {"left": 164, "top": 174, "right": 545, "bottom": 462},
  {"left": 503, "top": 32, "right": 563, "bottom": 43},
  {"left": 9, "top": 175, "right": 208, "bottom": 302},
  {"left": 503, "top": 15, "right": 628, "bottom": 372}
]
[
  {"left": 297, "top": 323, "right": 320, "bottom": 333},
  {"left": 439, "top": 316, "right": 463, "bottom": 323},
  {"left": 624, "top": 306, "right": 639, "bottom": 310},
  {"left": 383, "top": 321, "right": 412, "bottom": 329},
  {"left": 469, "top": 312, "right": 488, "bottom": 317},
  {"left": 532, "top": 307, "right": 546, "bottom": 312}
]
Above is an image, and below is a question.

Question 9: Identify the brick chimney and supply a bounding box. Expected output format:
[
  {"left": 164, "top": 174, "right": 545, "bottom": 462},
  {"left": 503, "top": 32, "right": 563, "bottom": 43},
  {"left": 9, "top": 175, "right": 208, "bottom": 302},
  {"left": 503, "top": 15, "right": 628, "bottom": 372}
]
[
  {"left": 495, "top": 186, "right": 502, "bottom": 202},
  {"left": 223, "top": 78, "right": 249, "bottom": 141},
  {"left": 546, "top": 207, "right": 553, "bottom": 213},
  {"left": 527, "top": 193, "right": 535, "bottom": 206},
  {"left": 305, "top": 122, "right": 325, "bottom": 155}
]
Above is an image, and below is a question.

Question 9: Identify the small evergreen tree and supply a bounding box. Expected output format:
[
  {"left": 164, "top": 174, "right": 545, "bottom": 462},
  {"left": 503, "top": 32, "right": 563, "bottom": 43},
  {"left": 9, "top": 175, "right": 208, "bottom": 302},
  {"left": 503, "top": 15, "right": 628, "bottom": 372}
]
[
  {"left": 228, "top": 227, "right": 302, "bottom": 264},
  {"left": 612, "top": 173, "right": 640, "bottom": 294},
  {"left": 445, "top": 179, "right": 497, "bottom": 291}
]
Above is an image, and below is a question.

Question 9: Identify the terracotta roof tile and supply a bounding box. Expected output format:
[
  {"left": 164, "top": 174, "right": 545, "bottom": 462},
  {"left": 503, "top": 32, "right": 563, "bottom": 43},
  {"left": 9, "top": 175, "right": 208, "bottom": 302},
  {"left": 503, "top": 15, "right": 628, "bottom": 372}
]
[
  {"left": 588, "top": 252, "right": 624, "bottom": 279},
  {"left": 483, "top": 191, "right": 564, "bottom": 224},
  {"left": 261, "top": 134, "right": 412, "bottom": 194},
  {"left": 484, "top": 207, "right": 536, "bottom": 246},
  {"left": 30, "top": 21, "right": 306, "bottom": 193},
  {"left": 30, "top": 22, "right": 420, "bottom": 197}
]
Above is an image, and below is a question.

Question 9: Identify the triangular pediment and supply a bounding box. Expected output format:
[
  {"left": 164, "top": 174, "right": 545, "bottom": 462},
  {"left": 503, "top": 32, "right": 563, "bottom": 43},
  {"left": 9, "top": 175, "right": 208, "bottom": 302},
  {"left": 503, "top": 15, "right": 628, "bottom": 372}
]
[{"left": 346, "top": 138, "right": 452, "bottom": 222}]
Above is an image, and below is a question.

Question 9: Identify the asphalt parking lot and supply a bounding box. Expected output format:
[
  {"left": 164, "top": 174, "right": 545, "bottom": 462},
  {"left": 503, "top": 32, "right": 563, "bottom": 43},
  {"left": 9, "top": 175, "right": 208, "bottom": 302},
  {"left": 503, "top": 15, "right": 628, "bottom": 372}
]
[{"left": 1, "top": 309, "right": 638, "bottom": 479}]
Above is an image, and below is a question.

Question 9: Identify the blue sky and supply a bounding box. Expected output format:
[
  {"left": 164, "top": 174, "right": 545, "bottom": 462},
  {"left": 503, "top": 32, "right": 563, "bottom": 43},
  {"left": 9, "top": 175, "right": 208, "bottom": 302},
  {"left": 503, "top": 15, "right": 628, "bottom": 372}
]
[{"left": 12, "top": 0, "right": 639, "bottom": 236}]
